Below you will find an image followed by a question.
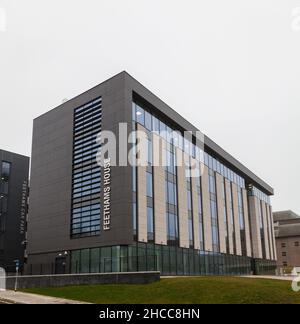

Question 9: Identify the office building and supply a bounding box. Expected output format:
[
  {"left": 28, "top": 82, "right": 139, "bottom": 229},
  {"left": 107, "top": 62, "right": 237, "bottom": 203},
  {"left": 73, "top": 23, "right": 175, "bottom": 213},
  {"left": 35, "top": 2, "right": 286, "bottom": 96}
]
[
  {"left": 274, "top": 210, "right": 300, "bottom": 268},
  {"left": 0, "top": 149, "right": 29, "bottom": 272},
  {"left": 26, "top": 72, "right": 276, "bottom": 276}
]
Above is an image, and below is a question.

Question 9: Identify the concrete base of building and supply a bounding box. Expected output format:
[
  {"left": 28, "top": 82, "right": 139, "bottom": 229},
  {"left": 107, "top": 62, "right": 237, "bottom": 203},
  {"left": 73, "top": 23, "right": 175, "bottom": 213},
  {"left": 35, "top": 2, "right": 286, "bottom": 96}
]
[{"left": 4, "top": 272, "right": 160, "bottom": 289}]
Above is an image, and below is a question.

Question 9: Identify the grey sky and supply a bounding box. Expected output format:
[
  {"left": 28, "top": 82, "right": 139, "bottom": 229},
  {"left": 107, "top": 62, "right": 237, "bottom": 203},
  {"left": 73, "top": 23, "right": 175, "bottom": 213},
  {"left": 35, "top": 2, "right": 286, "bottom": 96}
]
[{"left": 0, "top": 0, "right": 299, "bottom": 214}]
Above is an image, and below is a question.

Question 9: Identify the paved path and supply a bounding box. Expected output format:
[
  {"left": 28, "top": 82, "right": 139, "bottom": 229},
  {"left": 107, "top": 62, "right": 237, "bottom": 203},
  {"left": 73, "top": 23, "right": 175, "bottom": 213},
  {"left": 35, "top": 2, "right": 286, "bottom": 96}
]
[
  {"left": 161, "top": 275, "right": 298, "bottom": 281},
  {"left": 0, "top": 290, "right": 89, "bottom": 304},
  {"left": 242, "top": 275, "right": 297, "bottom": 281}
]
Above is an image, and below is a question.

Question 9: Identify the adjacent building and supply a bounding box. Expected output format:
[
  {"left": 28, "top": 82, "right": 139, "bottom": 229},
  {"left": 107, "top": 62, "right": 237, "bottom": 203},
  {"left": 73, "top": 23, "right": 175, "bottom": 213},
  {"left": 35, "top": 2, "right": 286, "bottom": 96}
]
[
  {"left": 26, "top": 72, "right": 277, "bottom": 276},
  {"left": 0, "top": 149, "right": 29, "bottom": 272},
  {"left": 274, "top": 210, "right": 300, "bottom": 269}
]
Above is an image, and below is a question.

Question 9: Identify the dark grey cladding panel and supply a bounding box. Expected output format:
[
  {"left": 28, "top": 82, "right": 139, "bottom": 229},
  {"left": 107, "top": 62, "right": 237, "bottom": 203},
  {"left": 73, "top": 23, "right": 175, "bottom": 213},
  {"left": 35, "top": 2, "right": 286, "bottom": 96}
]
[
  {"left": 28, "top": 72, "right": 134, "bottom": 257},
  {"left": 0, "top": 149, "right": 30, "bottom": 165},
  {"left": 34, "top": 72, "right": 127, "bottom": 122}
]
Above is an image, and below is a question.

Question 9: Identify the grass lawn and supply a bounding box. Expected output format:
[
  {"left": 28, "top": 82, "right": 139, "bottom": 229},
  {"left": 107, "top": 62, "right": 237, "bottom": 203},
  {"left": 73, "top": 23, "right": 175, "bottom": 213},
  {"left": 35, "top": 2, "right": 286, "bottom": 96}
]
[{"left": 22, "top": 277, "right": 300, "bottom": 304}]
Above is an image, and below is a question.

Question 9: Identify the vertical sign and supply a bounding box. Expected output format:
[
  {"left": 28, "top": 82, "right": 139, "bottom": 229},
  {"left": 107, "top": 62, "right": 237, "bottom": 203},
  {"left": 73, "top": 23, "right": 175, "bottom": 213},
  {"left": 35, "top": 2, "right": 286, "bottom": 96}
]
[
  {"left": 103, "top": 158, "right": 111, "bottom": 230},
  {"left": 20, "top": 181, "right": 27, "bottom": 235}
]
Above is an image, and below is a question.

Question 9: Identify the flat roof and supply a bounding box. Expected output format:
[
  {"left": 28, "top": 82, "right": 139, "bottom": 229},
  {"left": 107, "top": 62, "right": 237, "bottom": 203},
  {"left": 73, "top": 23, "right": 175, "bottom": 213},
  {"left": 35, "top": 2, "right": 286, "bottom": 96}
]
[
  {"left": 125, "top": 72, "right": 274, "bottom": 195},
  {"left": 276, "top": 223, "right": 300, "bottom": 238},
  {"left": 273, "top": 210, "right": 300, "bottom": 222},
  {"left": 34, "top": 71, "right": 274, "bottom": 195},
  {"left": 0, "top": 149, "right": 30, "bottom": 160}
]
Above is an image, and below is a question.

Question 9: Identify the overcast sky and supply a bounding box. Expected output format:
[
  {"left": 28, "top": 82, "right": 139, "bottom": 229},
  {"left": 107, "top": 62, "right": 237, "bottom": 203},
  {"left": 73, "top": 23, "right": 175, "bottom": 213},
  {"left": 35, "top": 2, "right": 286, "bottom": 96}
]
[{"left": 0, "top": 0, "right": 299, "bottom": 214}]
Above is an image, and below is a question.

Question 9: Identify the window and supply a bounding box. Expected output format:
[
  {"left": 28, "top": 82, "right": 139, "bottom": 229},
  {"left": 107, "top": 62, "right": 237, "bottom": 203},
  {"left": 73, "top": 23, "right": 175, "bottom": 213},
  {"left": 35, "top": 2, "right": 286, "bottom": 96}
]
[
  {"left": 281, "top": 243, "right": 286, "bottom": 248},
  {"left": 1, "top": 161, "right": 11, "bottom": 180},
  {"left": 136, "top": 105, "right": 145, "bottom": 125},
  {"left": 152, "top": 116, "right": 159, "bottom": 133},
  {"left": 238, "top": 188, "right": 246, "bottom": 256},
  {"left": 166, "top": 150, "right": 176, "bottom": 175},
  {"left": 187, "top": 190, "right": 192, "bottom": 211},
  {"left": 166, "top": 126, "right": 172, "bottom": 143},
  {"left": 212, "top": 226, "right": 219, "bottom": 251},
  {"left": 147, "top": 138, "right": 153, "bottom": 166},
  {"left": 146, "top": 172, "right": 153, "bottom": 198},
  {"left": 167, "top": 213, "right": 178, "bottom": 245},
  {"left": 197, "top": 189, "right": 202, "bottom": 212},
  {"left": 159, "top": 121, "right": 167, "bottom": 139},
  {"left": 197, "top": 179, "right": 204, "bottom": 251},
  {"left": 167, "top": 181, "right": 176, "bottom": 205},
  {"left": 133, "top": 202, "right": 137, "bottom": 238},
  {"left": 147, "top": 207, "right": 154, "bottom": 242},
  {"left": 165, "top": 149, "right": 178, "bottom": 248},
  {"left": 184, "top": 138, "right": 190, "bottom": 155},
  {"left": 258, "top": 201, "right": 266, "bottom": 259},
  {"left": 177, "top": 133, "right": 183, "bottom": 150},
  {"left": 229, "top": 183, "right": 236, "bottom": 254},
  {"left": 198, "top": 221, "right": 204, "bottom": 251},
  {"left": 71, "top": 98, "right": 102, "bottom": 238},
  {"left": 238, "top": 189, "right": 245, "bottom": 230},
  {"left": 188, "top": 218, "right": 194, "bottom": 243},
  {"left": 209, "top": 170, "right": 219, "bottom": 253},
  {"left": 295, "top": 242, "right": 299, "bottom": 247},
  {"left": 172, "top": 131, "right": 179, "bottom": 148},
  {"left": 0, "top": 196, "right": 8, "bottom": 213},
  {"left": 282, "top": 252, "right": 287, "bottom": 257},
  {"left": 204, "top": 153, "right": 209, "bottom": 166},
  {"left": 186, "top": 168, "right": 194, "bottom": 248},
  {"left": 283, "top": 262, "right": 288, "bottom": 267},
  {"left": 0, "top": 182, "right": 8, "bottom": 195},
  {"left": 132, "top": 167, "right": 136, "bottom": 192},
  {"left": 145, "top": 111, "right": 152, "bottom": 131},
  {"left": 222, "top": 180, "right": 229, "bottom": 254},
  {"left": 192, "top": 144, "right": 196, "bottom": 158}
]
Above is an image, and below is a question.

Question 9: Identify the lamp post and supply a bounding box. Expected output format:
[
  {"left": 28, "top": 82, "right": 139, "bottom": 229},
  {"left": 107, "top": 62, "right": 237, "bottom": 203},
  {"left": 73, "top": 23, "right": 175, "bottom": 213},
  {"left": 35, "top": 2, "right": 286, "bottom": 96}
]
[{"left": 13, "top": 260, "right": 20, "bottom": 292}]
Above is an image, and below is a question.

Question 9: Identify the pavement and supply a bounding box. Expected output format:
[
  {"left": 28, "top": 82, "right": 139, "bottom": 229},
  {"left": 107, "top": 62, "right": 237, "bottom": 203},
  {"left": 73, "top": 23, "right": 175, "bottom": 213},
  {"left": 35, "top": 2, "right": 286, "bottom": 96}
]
[
  {"left": 161, "top": 275, "right": 298, "bottom": 281},
  {"left": 242, "top": 275, "right": 297, "bottom": 281},
  {"left": 0, "top": 290, "right": 89, "bottom": 304}
]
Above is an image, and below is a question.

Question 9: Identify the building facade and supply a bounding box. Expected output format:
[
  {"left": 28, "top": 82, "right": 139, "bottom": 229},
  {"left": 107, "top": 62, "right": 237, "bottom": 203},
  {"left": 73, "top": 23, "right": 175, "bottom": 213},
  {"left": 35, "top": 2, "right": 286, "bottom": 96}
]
[
  {"left": 274, "top": 210, "right": 300, "bottom": 268},
  {"left": 0, "top": 149, "right": 29, "bottom": 272},
  {"left": 26, "top": 72, "right": 277, "bottom": 276}
]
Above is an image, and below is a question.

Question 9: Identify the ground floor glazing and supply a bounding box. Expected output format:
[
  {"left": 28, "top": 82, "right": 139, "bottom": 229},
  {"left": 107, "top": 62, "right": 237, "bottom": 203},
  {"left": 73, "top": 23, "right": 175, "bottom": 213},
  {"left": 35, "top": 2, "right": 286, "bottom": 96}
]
[{"left": 70, "top": 243, "right": 277, "bottom": 276}]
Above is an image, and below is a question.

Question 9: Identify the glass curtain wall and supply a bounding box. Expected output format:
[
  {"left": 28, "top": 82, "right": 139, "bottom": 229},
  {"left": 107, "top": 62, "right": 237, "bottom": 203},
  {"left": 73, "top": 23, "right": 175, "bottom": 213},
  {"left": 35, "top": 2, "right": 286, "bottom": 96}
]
[
  {"left": 69, "top": 243, "right": 270, "bottom": 276},
  {"left": 131, "top": 101, "right": 273, "bottom": 262},
  {"left": 29, "top": 243, "right": 276, "bottom": 276}
]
